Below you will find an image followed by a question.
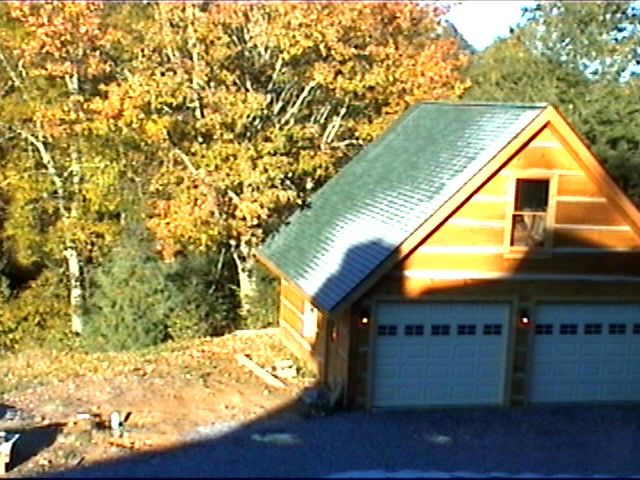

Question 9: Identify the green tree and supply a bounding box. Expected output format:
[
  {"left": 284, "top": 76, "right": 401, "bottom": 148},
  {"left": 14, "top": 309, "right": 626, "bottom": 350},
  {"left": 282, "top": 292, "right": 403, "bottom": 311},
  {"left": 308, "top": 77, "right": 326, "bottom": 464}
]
[
  {"left": 464, "top": 1, "right": 640, "bottom": 202},
  {"left": 518, "top": 2, "right": 640, "bottom": 82},
  {"left": 84, "top": 224, "right": 174, "bottom": 352}
]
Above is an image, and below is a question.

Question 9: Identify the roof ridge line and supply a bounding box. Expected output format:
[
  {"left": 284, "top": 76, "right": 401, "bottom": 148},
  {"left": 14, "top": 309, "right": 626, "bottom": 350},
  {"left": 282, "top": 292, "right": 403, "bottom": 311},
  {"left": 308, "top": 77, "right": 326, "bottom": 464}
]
[{"left": 416, "top": 100, "right": 550, "bottom": 108}]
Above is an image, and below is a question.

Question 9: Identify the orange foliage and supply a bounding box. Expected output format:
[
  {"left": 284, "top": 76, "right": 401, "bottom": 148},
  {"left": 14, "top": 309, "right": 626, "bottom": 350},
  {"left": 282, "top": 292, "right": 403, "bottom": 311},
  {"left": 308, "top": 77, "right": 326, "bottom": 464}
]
[
  {"left": 8, "top": 1, "right": 120, "bottom": 81},
  {"left": 23, "top": 1, "right": 468, "bottom": 263}
]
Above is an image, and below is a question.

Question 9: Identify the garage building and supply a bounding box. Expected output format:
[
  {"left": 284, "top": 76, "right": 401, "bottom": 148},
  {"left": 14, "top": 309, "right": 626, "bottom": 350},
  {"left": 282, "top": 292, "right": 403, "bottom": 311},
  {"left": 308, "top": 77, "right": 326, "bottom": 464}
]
[{"left": 258, "top": 102, "right": 640, "bottom": 409}]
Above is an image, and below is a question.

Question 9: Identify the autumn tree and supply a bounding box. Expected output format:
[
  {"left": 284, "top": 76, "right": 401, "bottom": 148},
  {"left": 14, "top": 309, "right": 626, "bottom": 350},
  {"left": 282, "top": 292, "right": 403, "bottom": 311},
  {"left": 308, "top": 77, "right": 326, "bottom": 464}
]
[
  {"left": 0, "top": 1, "right": 133, "bottom": 333},
  {"left": 102, "top": 2, "right": 470, "bottom": 312}
]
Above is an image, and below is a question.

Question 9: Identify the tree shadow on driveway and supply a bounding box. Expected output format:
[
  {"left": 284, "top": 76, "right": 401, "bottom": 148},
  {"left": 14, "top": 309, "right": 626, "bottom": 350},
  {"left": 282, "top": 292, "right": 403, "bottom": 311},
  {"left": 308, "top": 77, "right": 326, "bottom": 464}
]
[
  {"left": 2, "top": 403, "right": 63, "bottom": 474},
  {"left": 43, "top": 402, "right": 640, "bottom": 478}
]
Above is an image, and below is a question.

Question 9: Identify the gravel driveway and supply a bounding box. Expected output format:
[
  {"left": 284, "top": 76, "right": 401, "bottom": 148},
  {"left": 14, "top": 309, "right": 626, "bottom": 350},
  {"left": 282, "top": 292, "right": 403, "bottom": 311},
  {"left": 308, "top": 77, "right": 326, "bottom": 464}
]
[{"left": 47, "top": 405, "right": 640, "bottom": 478}]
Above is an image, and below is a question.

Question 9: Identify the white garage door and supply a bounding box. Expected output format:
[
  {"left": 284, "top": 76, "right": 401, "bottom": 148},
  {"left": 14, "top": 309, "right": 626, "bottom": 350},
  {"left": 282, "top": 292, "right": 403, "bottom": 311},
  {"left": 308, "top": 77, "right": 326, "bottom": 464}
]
[
  {"left": 530, "top": 303, "right": 640, "bottom": 403},
  {"left": 373, "top": 302, "right": 510, "bottom": 408}
]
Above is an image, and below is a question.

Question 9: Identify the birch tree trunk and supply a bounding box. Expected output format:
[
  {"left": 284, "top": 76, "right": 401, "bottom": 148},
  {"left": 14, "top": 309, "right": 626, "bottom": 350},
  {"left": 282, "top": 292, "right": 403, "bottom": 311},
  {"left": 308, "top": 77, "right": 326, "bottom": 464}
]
[
  {"left": 64, "top": 246, "right": 84, "bottom": 334},
  {"left": 232, "top": 250, "right": 258, "bottom": 317},
  {"left": 13, "top": 130, "right": 87, "bottom": 334}
]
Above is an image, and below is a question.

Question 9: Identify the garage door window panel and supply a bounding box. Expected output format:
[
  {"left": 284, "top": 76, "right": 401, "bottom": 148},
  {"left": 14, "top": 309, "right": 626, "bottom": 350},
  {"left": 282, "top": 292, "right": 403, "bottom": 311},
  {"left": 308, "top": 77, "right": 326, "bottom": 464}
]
[
  {"left": 559, "top": 324, "right": 578, "bottom": 335},
  {"left": 584, "top": 323, "right": 602, "bottom": 335},
  {"left": 483, "top": 324, "right": 502, "bottom": 335},
  {"left": 535, "top": 324, "right": 553, "bottom": 335},
  {"left": 457, "top": 324, "right": 477, "bottom": 336},
  {"left": 378, "top": 325, "right": 397, "bottom": 336},
  {"left": 431, "top": 325, "right": 450, "bottom": 336},
  {"left": 405, "top": 325, "right": 425, "bottom": 336},
  {"left": 608, "top": 323, "right": 626, "bottom": 335}
]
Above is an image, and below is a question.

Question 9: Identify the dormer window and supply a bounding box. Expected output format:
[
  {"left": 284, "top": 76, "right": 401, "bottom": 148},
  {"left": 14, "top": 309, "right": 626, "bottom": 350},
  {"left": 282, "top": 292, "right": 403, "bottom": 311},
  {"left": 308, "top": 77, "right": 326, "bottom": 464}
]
[{"left": 510, "top": 179, "right": 550, "bottom": 248}]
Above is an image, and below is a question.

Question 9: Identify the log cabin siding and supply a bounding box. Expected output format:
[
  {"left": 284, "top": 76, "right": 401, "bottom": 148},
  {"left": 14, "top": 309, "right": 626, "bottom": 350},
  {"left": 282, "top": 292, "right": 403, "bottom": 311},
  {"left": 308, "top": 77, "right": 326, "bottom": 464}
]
[
  {"left": 348, "top": 306, "right": 372, "bottom": 409},
  {"left": 280, "top": 298, "right": 303, "bottom": 333},
  {"left": 556, "top": 174, "right": 603, "bottom": 198},
  {"left": 280, "top": 279, "right": 307, "bottom": 313},
  {"left": 278, "top": 279, "right": 327, "bottom": 377},
  {"left": 452, "top": 198, "right": 508, "bottom": 222},
  {"left": 555, "top": 200, "right": 629, "bottom": 226},
  {"left": 552, "top": 228, "right": 639, "bottom": 249},
  {"left": 423, "top": 223, "right": 506, "bottom": 247},
  {"left": 421, "top": 124, "right": 640, "bottom": 257},
  {"left": 399, "top": 251, "right": 640, "bottom": 277}
]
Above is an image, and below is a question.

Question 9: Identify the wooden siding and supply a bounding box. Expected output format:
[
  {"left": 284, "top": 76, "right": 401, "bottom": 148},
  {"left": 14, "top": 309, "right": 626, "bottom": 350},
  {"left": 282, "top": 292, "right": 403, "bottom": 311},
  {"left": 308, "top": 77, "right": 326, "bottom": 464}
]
[
  {"left": 348, "top": 305, "right": 372, "bottom": 409},
  {"left": 368, "top": 275, "right": 640, "bottom": 300},
  {"left": 555, "top": 200, "right": 628, "bottom": 226},
  {"left": 325, "top": 310, "right": 351, "bottom": 405},
  {"left": 552, "top": 228, "right": 638, "bottom": 249},
  {"left": 556, "top": 174, "right": 602, "bottom": 198},
  {"left": 280, "top": 279, "right": 307, "bottom": 314},
  {"left": 278, "top": 279, "right": 327, "bottom": 378},
  {"left": 425, "top": 222, "right": 506, "bottom": 247},
  {"left": 401, "top": 251, "right": 640, "bottom": 277}
]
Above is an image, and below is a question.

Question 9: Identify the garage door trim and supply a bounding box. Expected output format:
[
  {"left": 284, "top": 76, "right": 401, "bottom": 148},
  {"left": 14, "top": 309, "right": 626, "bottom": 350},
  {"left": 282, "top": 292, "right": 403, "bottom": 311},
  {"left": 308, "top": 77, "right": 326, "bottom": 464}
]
[
  {"left": 368, "top": 299, "right": 514, "bottom": 409},
  {"left": 529, "top": 300, "right": 640, "bottom": 404}
]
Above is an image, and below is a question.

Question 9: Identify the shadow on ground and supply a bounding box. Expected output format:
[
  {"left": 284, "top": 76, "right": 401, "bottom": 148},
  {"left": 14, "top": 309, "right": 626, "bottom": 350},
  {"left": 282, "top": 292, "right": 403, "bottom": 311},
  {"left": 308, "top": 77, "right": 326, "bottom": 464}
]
[
  {"left": 2, "top": 404, "right": 62, "bottom": 473},
  {"left": 10, "top": 424, "right": 63, "bottom": 471},
  {"left": 37, "top": 400, "right": 640, "bottom": 478}
]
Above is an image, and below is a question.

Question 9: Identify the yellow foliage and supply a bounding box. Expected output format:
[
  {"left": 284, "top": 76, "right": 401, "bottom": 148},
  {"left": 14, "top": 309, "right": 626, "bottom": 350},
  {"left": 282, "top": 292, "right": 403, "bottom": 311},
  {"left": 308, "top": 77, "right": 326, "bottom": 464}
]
[{"left": 130, "top": 2, "right": 469, "bottom": 257}]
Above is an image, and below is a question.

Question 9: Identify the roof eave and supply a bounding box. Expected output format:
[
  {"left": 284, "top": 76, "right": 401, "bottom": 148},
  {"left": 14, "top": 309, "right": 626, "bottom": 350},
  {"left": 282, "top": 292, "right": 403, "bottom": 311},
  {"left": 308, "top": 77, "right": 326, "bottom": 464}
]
[{"left": 256, "top": 249, "right": 333, "bottom": 315}]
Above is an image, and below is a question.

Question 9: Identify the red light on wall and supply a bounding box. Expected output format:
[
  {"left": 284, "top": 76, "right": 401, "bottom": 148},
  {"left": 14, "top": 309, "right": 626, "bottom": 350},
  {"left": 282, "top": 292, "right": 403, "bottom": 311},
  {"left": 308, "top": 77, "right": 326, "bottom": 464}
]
[
  {"left": 519, "top": 309, "right": 531, "bottom": 327},
  {"left": 358, "top": 307, "right": 371, "bottom": 328}
]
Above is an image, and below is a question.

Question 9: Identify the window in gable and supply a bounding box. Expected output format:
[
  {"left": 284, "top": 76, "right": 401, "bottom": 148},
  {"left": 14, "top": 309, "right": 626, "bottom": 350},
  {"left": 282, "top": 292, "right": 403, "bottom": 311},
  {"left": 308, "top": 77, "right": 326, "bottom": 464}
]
[{"left": 510, "top": 179, "right": 550, "bottom": 249}]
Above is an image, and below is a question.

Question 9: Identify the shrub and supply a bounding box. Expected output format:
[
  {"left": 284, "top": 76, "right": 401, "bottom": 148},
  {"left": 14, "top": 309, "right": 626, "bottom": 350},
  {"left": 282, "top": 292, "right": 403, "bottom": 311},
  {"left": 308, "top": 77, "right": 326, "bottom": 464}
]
[
  {"left": 84, "top": 226, "right": 241, "bottom": 351},
  {"left": 0, "top": 268, "right": 74, "bottom": 353},
  {"left": 83, "top": 225, "right": 176, "bottom": 352}
]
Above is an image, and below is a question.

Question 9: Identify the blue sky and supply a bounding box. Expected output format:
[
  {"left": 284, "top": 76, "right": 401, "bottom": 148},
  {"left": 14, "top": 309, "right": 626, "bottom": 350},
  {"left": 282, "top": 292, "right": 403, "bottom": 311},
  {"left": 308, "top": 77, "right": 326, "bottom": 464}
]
[{"left": 445, "top": 1, "right": 535, "bottom": 50}]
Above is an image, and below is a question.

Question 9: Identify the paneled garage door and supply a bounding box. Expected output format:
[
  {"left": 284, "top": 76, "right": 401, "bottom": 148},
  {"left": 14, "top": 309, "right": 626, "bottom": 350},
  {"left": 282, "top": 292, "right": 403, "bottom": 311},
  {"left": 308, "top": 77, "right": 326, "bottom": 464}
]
[
  {"left": 373, "top": 302, "right": 510, "bottom": 408},
  {"left": 530, "top": 303, "right": 640, "bottom": 403}
]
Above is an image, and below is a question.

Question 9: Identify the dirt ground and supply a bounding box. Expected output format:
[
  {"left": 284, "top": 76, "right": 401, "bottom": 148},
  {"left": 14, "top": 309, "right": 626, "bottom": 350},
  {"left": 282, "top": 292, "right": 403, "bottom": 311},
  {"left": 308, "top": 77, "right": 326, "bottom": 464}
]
[{"left": 0, "top": 329, "right": 315, "bottom": 477}]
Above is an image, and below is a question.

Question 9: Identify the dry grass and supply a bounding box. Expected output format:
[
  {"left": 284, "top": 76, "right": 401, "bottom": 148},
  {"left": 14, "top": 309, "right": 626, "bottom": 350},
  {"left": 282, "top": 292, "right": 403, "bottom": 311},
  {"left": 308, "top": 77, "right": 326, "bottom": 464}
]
[{"left": 0, "top": 329, "right": 315, "bottom": 477}]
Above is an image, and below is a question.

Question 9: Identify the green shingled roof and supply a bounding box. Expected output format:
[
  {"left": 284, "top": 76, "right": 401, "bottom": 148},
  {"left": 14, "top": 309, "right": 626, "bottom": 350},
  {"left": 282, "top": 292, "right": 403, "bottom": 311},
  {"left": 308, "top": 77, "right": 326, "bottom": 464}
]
[{"left": 259, "top": 102, "right": 547, "bottom": 312}]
